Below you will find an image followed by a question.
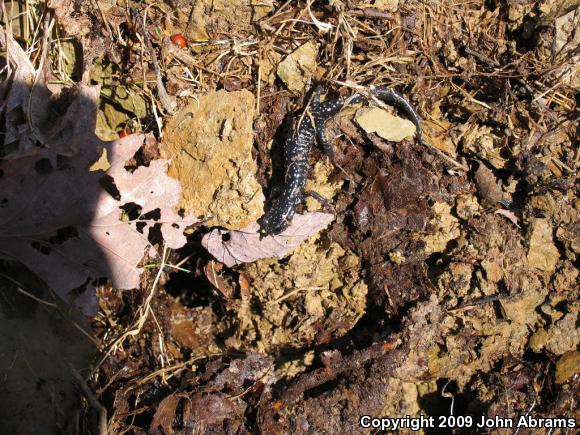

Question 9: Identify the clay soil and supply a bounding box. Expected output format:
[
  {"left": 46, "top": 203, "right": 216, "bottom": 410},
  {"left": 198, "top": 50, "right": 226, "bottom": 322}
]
[{"left": 0, "top": 1, "right": 578, "bottom": 434}]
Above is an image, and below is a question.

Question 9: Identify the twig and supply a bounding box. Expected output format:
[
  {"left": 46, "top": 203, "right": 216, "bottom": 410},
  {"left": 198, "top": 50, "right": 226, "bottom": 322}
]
[
  {"left": 348, "top": 8, "right": 393, "bottom": 19},
  {"left": 277, "top": 339, "right": 403, "bottom": 405},
  {"left": 68, "top": 362, "right": 107, "bottom": 435},
  {"left": 267, "top": 286, "right": 326, "bottom": 305},
  {"left": 132, "top": 8, "right": 175, "bottom": 114},
  {"left": 93, "top": 245, "right": 170, "bottom": 373}
]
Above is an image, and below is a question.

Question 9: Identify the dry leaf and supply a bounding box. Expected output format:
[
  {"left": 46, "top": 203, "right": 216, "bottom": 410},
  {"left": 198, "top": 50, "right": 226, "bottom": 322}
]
[
  {"left": 0, "top": 83, "right": 197, "bottom": 315},
  {"left": 0, "top": 27, "right": 46, "bottom": 157},
  {"left": 238, "top": 272, "right": 251, "bottom": 300},
  {"left": 204, "top": 261, "right": 235, "bottom": 298},
  {"left": 474, "top": 162, "right": 503, "bottom": 205},
  {"left": 494, "top": 208, "right": 520, "bottom": 228},
  {"left": 150, "top": 393, "right": 185, "bottom": 435},
  {"left": 201, "top": 212, "right": 334, "bottom": 267}
]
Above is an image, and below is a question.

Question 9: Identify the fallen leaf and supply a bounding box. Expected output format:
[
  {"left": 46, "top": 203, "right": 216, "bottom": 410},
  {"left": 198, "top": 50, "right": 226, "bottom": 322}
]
[
  {"left": 201, "top": 212, "right": 334, "bottom": 267},
  {"left": 0, "top": 82, "right": 197, "bottom": 315},
  {"left": 494, "top": 208, "right": 520, "bottom": 228},
  {"left": 355, "top": 107, "right": 416, "bottom": 143},
  {"left": 204, "top": 261, "right": 235, "bottom": 298},
  {"left": 238, "top": 272, "right": 251, "bottom": 300},
  {"left": 474, "top": 162, "right": 503, "bottom": 205},
  {"left": 150, "top": 393, "right": 185, "bottom": 435},
  {"left": 0, "top": 27, "right": 47, "bottom": 158}
]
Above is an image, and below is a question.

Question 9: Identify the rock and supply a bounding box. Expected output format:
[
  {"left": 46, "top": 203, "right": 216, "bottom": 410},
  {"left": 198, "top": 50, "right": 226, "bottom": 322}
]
[
  {"left": 555, "top": 351, "right": 580, "bottom": 384},
  {"left": 160, "top": 89, "right": 264, "bottom": 229},
  {"left": 277, "top": 41, "right": 319, "bottom": 92},
  {"left": 529, "top": 312, "right": 579, "bottom": 355},
  {"left": 259, "top": 51, "right": 282, "bottom": 85},
  {"left": 500, "top": 285, "right": 548, "bottom": 326},
  {"left": 183, "top": 0, "right": 273, "bottom": 40},
  {"left": 526, "top": 218, "right": 560, "bottom": 272},
  {"left": 374, "top": 0, "right": 399, "bottom": 12},
  {"left": 355, "top": 107, "right": 416, "bottom": 142},
  {"left": 423, "top": 202, "right": 460, "bottom": 255}
]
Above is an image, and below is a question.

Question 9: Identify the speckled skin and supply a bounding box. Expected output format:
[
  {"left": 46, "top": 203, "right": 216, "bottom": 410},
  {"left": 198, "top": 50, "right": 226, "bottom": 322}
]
[{"left": 258, "top": 85, "right": 423, "bottom": 236}]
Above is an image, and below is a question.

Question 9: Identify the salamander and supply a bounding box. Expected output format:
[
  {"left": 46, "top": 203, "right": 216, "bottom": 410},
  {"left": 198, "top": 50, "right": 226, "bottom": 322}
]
[{"left": 257, "top": 85, "right": 423, "bottom": 236}]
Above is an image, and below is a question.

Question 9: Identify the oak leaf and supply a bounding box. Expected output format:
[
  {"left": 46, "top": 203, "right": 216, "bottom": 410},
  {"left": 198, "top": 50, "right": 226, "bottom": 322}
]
[
  {"left": 0, "top": 82, "right": 196, "bottom": 315},
  {"left": 202, "top": 212, "right": 334, "bottom": 267}
]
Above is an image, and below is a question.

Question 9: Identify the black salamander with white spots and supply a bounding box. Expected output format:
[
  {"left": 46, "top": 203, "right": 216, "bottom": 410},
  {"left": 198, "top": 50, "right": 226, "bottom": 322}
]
[{"left": 257, "top": 85, "right": 423, "bottom": 236}]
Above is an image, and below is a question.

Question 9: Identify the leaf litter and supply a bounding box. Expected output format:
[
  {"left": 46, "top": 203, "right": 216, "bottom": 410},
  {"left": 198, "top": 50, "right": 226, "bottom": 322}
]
[{"left": 1, "top": 0, "right": 579, "bottom": 433}]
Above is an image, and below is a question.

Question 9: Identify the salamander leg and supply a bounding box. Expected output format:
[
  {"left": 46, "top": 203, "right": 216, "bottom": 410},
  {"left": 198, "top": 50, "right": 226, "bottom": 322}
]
[
  {"left": 311, "top": 87, "right": 359, "bottom": 179},
  {"left": 316, "top": 122, "right": 340, "bottom": 164},
  {"left": 370, "top": 85, "right": 423, "bottom": 144},
  {"left": 304, "top": 190, "right": 335, "bottom": 212}
]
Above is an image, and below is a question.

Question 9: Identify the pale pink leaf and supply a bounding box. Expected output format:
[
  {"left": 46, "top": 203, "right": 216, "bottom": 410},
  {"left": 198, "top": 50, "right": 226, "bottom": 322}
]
[
  {"left": 202, "top": 212, "right": 334, "bottom": 267},
  {"left": 0, "top": 83, "right": 197, "bottom": 315},
  {"left": 0, "top": 26, "right": 38, "bottom": 157}
]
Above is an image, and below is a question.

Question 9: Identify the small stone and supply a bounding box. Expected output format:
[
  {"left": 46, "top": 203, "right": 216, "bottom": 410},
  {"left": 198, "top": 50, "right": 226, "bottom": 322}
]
[
  {"left": 355, "top": 107, "right": 416, "bottom": 142},
  {"left": 277, "top": 41, "right": 319, "bottom": 92},
  {"left": 555, "top": 351, "right": 580, "bottom": 384},
  {"left": 160, "top": 90, "right": 264, "bottom": 230},
  {"left": 526, "top": 218, "right": 560, "bottom": 272}
]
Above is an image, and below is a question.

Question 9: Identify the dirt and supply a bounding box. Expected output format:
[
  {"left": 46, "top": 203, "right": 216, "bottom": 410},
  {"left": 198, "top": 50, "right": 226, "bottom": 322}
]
[
  {"left": 161, "top": 89, "right": 264, "bottom": 229},
  {"left": 1, "top": 0, "right": 578, "bottom": 434},
  {"left": 0, "top": 263, "right": 94, "bottom": 435},
  {"left": 221, "top": 237, "right": 368, "bottom": 359}
]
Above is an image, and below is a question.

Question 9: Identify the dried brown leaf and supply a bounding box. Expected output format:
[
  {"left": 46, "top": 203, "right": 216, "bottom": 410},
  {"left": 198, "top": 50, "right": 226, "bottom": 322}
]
[
  {"left": 149, "top": 393, "right": 184, "bottom": 435},
  {"left": 474, "top": 162, "right": 503, "bottom": 205},
  {"left": 204, "top": 261, "right": 235, "bottom": 299},
  {"left": 494, "top": 208, "right": 520, "bottom": 228}
]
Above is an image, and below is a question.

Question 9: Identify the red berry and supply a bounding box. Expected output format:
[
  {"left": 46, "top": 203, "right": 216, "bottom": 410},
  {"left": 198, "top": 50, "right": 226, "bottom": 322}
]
[
  {"left": 170, "top": 34, "right": 187, "bottom": 48},
  {"left": 118, "top": 129, "right": 130, "bottom": 138}
]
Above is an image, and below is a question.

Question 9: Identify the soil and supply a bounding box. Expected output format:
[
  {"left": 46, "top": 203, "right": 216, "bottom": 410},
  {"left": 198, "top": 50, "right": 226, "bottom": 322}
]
[{"left": 0, "top": 0, "right": 578, "bottom": 434}]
